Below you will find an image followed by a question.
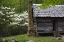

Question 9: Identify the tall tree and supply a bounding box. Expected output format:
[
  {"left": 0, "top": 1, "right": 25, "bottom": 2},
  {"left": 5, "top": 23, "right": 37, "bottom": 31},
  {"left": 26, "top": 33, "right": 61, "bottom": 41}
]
[{"left": 41, "top": 0, "right": 63, "bottom": 8}]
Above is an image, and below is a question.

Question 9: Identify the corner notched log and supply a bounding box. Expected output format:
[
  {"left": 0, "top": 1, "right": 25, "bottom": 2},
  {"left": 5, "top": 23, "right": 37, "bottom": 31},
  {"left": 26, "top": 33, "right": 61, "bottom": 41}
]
[{"left": 28, "top": 0, "right": 35, "bottom": 36}]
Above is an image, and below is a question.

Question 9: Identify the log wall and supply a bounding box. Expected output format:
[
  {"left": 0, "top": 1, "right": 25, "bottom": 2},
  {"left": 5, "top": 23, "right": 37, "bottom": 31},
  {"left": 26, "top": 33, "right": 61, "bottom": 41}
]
[{"left": 34, "top": 18, "right": 64, "bottom": 33}]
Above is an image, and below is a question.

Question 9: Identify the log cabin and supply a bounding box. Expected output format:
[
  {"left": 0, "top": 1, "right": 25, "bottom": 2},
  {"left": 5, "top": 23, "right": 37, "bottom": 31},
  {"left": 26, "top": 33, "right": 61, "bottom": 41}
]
[{"left": 28, "top": 0, "right": 64, "bottom": 36}]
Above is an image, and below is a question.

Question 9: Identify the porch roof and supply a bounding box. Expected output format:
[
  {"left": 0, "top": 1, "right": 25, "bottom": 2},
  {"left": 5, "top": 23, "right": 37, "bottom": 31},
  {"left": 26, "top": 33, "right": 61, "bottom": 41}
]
[{"left": 33, "top": 4, "right": 64, "bottom": 17}]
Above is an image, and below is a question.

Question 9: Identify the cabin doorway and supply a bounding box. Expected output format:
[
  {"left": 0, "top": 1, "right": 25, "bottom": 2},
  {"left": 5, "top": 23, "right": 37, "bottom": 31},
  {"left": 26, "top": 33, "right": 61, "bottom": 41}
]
[
  {"left": 53, "top": 20, "right": 58, "bottom": 31},
  {"left": 52, "top": 20, "right": 62, "bottom": 37}
]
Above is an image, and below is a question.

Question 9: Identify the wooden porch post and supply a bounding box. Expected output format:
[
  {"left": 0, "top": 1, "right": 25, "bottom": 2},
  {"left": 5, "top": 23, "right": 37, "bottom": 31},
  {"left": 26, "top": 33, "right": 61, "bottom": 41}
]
[
  {"left": 28, "top": 0, "right": 35, "bottom": 36},
  {"left": 53, "top": 20, "right": 61, "bottom": 37}
]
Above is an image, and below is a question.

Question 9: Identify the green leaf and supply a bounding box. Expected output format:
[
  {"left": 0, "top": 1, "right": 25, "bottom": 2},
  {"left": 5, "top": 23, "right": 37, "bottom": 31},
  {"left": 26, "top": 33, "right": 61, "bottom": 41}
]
[{"left": 41, "top": 0, "right": 61, "bottom": 9}]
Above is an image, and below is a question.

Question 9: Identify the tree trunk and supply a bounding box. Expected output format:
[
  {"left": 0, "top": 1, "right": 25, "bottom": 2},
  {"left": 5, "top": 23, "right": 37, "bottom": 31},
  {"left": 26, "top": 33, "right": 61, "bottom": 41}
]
[{"left": 28, "top": 0, "right": 35, "bottom": 36}]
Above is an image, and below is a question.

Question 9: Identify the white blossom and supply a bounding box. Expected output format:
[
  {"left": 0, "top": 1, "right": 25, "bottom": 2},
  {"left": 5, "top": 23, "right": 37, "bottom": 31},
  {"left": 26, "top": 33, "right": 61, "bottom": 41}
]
[{"left": 9, "top": 12, "right": 15, "bottom": 14}]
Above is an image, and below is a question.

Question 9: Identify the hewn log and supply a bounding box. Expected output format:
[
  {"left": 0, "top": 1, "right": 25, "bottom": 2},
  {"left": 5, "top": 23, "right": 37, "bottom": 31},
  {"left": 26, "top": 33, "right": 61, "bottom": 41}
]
[{"left": 28, "top": 0, "right": 35, "bottom": 36}]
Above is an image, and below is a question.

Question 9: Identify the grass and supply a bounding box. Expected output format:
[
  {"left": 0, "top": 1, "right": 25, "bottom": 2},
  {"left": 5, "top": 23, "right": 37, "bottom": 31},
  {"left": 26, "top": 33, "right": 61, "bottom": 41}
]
[{"left": 1, "top": 34, "right": 64, "bottom": 42}]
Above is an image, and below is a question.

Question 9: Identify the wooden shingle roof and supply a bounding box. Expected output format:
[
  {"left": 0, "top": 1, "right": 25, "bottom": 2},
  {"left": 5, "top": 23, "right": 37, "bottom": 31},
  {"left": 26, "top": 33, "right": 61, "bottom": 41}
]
[{"left": 33, "top": 4, "right": 64, "bottom": 17}]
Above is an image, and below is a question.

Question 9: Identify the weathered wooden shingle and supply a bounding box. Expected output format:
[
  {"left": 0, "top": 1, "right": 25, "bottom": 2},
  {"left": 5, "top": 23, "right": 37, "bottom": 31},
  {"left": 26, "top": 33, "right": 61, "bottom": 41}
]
[{"left": 33, "top": 4, "right": 64, "bottom": 17}]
